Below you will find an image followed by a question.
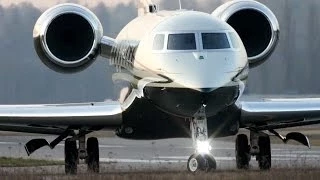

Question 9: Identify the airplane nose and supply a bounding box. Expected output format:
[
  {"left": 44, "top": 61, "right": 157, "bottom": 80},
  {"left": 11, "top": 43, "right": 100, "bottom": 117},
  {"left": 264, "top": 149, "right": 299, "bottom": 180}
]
[
  {"left": 159, "top": 57, "right": 240, "bottom": 90},
  {"left": 144, "top": 86, "right": 240, "bottom": 117},
  {"left": 165, "top": 72, "right": 233, "bottom": 91},
  {"left": 196, "top": 88, "right": 215, "bottom": 93}
]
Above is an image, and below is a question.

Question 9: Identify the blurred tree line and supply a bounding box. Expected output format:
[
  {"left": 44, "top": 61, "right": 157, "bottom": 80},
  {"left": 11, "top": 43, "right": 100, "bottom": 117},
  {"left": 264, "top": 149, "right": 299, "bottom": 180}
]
[{"left": 0, "top": 0, "right": 319, "bottom": 104}]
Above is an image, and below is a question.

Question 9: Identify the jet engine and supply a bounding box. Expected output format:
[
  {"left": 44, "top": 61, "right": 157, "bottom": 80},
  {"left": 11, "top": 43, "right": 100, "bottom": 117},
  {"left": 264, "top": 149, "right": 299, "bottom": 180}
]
[
  {"left": 213, "top": 0, "right": 280, "bottom": 68},
  {"left": 33, "top": 4, "right": 104, "bottom": 73}
]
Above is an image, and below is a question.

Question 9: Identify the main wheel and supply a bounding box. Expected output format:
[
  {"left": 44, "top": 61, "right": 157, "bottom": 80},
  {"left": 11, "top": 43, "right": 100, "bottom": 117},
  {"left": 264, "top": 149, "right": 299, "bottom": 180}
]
[
  {"left": 257, "top": 136, "right": 271, "bottom": 170},
  {"left": 87, "top": 137, "right": 99, "bottom": 173},
  {"left": 235, "top": 134, "right": 250, "bottom": 169},
  {"left": 65, "top": 138, "right": 78, "bottom": 175},
  {"left": 187, "top": 154, "right": 216, "bottom": 173}
]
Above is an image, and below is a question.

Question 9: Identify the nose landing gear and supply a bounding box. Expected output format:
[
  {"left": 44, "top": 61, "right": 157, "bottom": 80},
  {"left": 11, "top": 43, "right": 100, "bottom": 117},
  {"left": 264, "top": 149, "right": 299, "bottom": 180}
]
[
  {"left": 187, "top": 153, "right": 216, "bottom": 173},
  {"left": 187, "top": 106, "right": 217, "bottom": 173}
]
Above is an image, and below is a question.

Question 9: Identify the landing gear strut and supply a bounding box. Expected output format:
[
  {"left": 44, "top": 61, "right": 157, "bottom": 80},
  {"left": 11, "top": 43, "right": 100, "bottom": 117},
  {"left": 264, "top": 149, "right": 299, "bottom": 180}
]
[
  {"left": 64, "top": 133, "right": 100, "bottom": 175},
  {"left": 187, "top": 106, "right": 216, "bottom": 173}
]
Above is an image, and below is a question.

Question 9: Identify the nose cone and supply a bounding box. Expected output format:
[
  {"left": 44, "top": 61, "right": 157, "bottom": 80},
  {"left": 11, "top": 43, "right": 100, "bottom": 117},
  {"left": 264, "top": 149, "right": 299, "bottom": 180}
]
[
  {"left": 143, "top": 50, "right": 246, "bottom": 117},
  {"left": 144, "top": 86, "right": 240, "bottom": 117},
  {"left": 197, "top": 88, "right": 216, "bottom": 93}
]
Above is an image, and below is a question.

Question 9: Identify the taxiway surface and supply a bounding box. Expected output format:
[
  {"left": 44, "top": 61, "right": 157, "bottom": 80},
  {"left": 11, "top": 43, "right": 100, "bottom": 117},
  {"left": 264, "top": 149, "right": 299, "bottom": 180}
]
[{"left": 0, "top": 135, "right": 319, "bottom": 174}]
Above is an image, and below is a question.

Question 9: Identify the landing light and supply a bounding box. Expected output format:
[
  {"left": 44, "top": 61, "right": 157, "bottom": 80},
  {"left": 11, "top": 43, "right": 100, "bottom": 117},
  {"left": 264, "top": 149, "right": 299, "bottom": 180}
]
[{"left": 196, "top": 140, "right": 212, "bottom": 154}]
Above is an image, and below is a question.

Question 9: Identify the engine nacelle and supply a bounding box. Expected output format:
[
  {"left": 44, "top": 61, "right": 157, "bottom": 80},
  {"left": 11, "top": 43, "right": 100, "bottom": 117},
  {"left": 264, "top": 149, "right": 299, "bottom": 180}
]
[
  {"left": 213, "top": 0, "right": 279, "bottom": 68},
  {"left": 33, "top": 4, "right": 103, "bottom": 73}
]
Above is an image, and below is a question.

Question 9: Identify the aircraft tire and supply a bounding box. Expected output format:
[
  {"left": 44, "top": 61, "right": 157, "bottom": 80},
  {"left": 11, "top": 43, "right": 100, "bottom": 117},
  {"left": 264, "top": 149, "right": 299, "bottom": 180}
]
[
  {"left": 65, "top": 138, "right": 78, "bottom": 175},
  {"left": 203, "top": 154, "right": 217, "bottom": 171},
  {"left": 257, "top": 136, "right": 271, "bottom": 170},
  {"left": 235, "top": 134, "right": 250, "bottom": 169},
  {"left": 187, "top": 153, "right": 216, "bottom": 173},
  {"left": 87, "top": 137, "right": 100, "bottom": 173}
]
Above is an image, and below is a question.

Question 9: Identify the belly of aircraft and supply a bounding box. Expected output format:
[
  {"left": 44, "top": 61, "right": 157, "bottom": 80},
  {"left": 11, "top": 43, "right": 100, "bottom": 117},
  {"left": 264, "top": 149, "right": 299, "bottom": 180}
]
[{"left": 143, "top": 85, "right": 240, "bottom": 117}]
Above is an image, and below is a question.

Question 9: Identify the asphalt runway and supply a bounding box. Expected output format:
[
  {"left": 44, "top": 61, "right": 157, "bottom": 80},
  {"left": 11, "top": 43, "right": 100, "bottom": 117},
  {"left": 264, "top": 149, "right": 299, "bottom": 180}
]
[{"left": 0, "top": 135, "right": 319, "bottom": 174}]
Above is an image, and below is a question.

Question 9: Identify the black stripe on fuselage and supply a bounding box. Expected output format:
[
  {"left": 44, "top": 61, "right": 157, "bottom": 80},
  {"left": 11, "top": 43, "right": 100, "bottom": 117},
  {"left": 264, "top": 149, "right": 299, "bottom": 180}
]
[{"left": 143, "top": 85, "right": 240, "bottom": 117}]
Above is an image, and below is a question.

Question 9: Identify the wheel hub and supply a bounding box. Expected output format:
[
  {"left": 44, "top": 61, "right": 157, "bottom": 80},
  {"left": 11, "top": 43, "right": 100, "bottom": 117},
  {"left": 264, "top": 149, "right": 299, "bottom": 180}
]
[{"left": 188, "top": 157, "right": 199, "bottom": 172}]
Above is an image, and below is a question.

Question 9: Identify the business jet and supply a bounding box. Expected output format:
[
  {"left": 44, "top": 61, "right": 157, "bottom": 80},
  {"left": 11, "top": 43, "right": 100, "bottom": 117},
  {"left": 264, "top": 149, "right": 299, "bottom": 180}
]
[{"left": 0, "top": 0, "right": 318, "bottom": 174}]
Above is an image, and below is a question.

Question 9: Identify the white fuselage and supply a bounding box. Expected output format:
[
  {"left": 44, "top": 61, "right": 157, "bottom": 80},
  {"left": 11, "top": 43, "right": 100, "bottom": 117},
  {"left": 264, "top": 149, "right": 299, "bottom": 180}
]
[{"left": 115, "top": 10, "right": 249, "bottom": 117}]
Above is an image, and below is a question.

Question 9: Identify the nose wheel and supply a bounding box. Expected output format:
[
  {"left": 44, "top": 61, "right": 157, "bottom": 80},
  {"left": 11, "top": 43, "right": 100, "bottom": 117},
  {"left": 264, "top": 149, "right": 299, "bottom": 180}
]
[
  {"left": 187, "top": 153, "right": 216, "bottom": 173},
  {"left": 187, "top": 106, "right": 217, "bottom": 173}
]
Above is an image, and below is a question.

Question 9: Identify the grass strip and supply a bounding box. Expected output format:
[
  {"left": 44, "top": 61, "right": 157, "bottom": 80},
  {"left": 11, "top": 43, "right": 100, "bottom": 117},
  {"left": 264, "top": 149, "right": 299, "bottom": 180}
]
[
  {"left": 2, "top": 169, "right": 320, "bottom": 180},
  {"left": 0, "top": 157, "right": 63, "bottom": 167}
]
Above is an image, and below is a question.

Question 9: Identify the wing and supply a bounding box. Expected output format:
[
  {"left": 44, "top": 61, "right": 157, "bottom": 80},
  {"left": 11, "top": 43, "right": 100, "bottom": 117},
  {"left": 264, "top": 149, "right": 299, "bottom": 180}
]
[
  {"left": 0, "top": 101, "right": 123, "bottom": 155},
  {"left": 0, "top": 101, "right": 123, "bottom": 134},
  {"left": 240, "top": 97, "right": 320, "bottom": 130}
]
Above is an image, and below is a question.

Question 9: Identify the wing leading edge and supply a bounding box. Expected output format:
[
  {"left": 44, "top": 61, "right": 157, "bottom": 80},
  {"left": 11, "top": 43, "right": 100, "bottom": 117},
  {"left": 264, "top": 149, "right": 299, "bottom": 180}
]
[
  {"left": 240, "top": 97, "right": 320, "bottom": 130},
  {"left": 0, "top": 101, "right": 123, "bottom": 127}
]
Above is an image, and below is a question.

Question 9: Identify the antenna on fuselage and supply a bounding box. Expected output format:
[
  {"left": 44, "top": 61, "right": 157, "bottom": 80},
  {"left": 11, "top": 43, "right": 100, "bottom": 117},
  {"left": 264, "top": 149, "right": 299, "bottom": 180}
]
[{"left": 178, "top": 0, "right": 182, "bottom": 10}]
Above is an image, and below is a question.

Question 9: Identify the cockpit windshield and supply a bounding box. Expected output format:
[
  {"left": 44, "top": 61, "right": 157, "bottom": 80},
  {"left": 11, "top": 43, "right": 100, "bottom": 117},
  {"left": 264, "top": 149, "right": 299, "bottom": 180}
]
[
  {"left": 167, "top": 33, "right": 196, "bottom": 50},
  {"left": 152, "top": 32, "right": 235, "bottom": 51},
  {"left": 201, "top": 33, "right": 230, "bottom": 49}
]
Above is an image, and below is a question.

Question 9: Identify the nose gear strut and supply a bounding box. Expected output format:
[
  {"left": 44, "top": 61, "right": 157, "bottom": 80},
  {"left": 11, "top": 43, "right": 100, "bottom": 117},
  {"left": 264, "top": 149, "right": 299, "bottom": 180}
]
[{"left": 187, "top": 105, "right": 216, "bottom": 173}]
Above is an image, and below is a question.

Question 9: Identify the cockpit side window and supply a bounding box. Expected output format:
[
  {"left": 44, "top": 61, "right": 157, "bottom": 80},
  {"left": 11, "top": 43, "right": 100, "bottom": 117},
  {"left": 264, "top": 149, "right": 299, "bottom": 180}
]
[
  {"left": 228, "top": 32, "right": 240, "bottom": 49},
  {"left": 167, "top": 33, "right": 196, "bottom": 50},
  {"left": 153, "top": 34, "right": 165, "bottom": 50},
  {"left": 201, "top": 33, "right": 230, "bottom": 49}
]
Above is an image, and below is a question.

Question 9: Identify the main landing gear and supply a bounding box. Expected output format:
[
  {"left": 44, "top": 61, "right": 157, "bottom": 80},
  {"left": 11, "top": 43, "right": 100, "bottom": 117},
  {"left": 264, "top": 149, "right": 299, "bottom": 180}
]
[
  {"left": 24, "top": 130, "right": 101, "bottom": 175},
  {"left": 235, "top": 129, "right": 310, "bottom": 170},
  {"left": 187, "top": 106, "right": 216, "bottom": 173},
  {"left": 64, "top": 134, "right": 100, "bottom": 175},
  {"left": 235, "top": 132, "right": 271, "bottom": 170}
]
